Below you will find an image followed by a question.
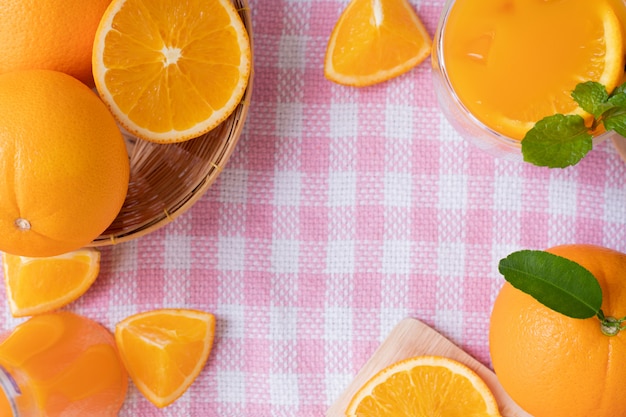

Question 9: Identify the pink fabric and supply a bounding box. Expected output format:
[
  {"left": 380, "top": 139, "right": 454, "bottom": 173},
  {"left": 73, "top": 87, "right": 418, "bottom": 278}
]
[{"left": 3, "top": 0, "right": 626, "bottom": 415}]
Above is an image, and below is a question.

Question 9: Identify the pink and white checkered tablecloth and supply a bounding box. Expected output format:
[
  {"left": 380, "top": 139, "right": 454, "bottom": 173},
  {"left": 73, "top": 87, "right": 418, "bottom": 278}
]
[{"left": 3, "top": 0, "right": 626, "bottom": 415}]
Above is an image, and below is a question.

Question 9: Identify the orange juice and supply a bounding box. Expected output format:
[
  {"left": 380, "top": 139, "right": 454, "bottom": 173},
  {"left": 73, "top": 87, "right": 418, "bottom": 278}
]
[
  {"left": 0, "top": 312, "right": 127, "bottom": 416},
  {"left": 439, "top": 0, "right": 626, "bottom": 140}
]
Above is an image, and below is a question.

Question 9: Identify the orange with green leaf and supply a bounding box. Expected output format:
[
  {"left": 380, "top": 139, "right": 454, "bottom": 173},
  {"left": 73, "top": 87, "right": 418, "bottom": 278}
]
[{"left": 490, "top": 244, "right": 626, "bottom": 417}]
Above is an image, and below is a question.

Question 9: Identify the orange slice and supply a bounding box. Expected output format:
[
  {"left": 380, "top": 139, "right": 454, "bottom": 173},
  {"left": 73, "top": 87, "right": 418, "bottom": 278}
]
[
  {"left": 2, "top": 248, "right": 100, "bottom": 317},
  {"left": 324, "top": 0, "right": 432, "bottom": 87},
  {"left": 346, "top": 355, "right": 502, "bottom": 417},
  {"left": 114, "top": 308, "right": 215, "bottom": 408},
  {"left": 92, "top": 0, "right": 251, "bottom": 143}
]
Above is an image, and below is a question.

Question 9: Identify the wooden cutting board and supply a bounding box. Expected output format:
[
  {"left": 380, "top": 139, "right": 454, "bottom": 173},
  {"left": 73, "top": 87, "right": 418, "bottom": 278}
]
[{"left": 326, "top": 318, "right": 533, "bottom": 417}]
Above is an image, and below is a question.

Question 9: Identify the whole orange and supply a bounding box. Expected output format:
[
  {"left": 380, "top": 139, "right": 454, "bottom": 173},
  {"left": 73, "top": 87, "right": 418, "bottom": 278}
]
[
  {"left": 0, "top": 0, "right": 111, "bottom": 86},
  {"left": 0, "top": 70, "right": 129, "bottom": 257},
  {"left": 489, "top": 244, "right": 626, "bottom": 417}
]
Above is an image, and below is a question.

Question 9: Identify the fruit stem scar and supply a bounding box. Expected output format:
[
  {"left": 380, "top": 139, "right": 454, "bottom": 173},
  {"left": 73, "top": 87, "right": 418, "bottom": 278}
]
[
  {"left": 14, "top": 218, "right": 31, "bottom": 231},
  {"left": 598, "top": 313, "right": 624, "bottom": 337}
]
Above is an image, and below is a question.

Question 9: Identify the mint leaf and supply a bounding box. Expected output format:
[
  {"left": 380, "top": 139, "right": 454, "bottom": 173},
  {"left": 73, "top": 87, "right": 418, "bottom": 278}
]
[
  {"left": 498, "top": 250, "right": 602, "bottom": 319},
  {"left": 522, "top": 114, "right": 592, "bottom": 168},
  {"left": 603, "top": 107, "right": 626, "bottom": 137},
  {"left": 571, "top": 81, "right": 609, "bottom": 117}
]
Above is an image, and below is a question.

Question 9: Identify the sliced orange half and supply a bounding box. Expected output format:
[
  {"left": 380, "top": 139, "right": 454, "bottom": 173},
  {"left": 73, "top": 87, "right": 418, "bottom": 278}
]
[
  {"left": 92, "top": 0, "right": 251, "bottom": 143},
  {"left": 324, "top": 0, "right": 432, "bottom": 87},
  {"left": 2, "top": 248, "right": 100, "bottom": 317},
  {"left": 115, "top": 308, "right": 215, "bottom": 408},
  {"left": 346, "top": 355, "right": 502, "bottom": 417}
]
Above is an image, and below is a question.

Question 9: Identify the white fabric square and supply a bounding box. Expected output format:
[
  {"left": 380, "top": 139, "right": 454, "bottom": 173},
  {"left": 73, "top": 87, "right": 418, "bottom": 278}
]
[
  {"left": 328, "top": 171, "right": 356, "bottom": 207},
  {"left": 164, "top": 234, "right": 192, "bottom": 270},
  {"left": 217, "top": 371, "right": 246, "bottom": 403},
  {"left": 218, "top": 237, "right": 246, "bottom": 271},
  {"left": 276, "top": 102, "right": 303, "bottom": 137},
  {"left": 272, "top": 239, "right": 300, "bottom": 273},
  {"left": 218, "top": 169, "right": 249, "bottom": 204},
  {"left": 382, "top": 240, "right": 412, "bottom": 274},
  {"left": 325, "top": 240, "right": 355, "bottom": 274},
  {"left": 384, "top": 172, "right": 412, "bottom": 208},
  {"left": 330, "top": 103, "right": 358, "bottom": 138},
  {"left": 324, "top": 306, "right": 352, "bottom": 341},
  {"left": 438, "top": 174, "right": 467, "bottom": 210},
  {"left": 270, "top": 306, "right": 298, "bottom": 340},
  {"left": 278, "top": 35, "right": 307, "bottom": 69},
  {"left": 270, "top": 373, "right": 300, "bottom": 406},
  {"left": 385, "top": 104, "right": 413, "bottom": 140},
  {"left": 494, "top": 175, "right": 523, "bottom": 211},
  {"left": 274, "top": 170, "right": 302, "bottom": 206},
  {"left": 549, "top": 178, "right": 577, "bottom": 216}
]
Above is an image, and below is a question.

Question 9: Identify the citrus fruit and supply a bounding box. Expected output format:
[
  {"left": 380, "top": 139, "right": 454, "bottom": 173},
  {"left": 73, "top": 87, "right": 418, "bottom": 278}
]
[
  {"left": 441, "top": 0, "right": 624, "bottom": 139},
  {"left": 0, "top": 69, "right": 129, "bottom": 258},
  {"left": 2, "top": 248, "right": 101, "bottom": 317},
  {"left": 0, "top": 0, "right": 111, "bottom": 86},
  {"left": 490, "top": 244, "right": 626, "bottom": 417},
  {"left": 92, "top": 0, "right": 252, "bottom": 143},
  {"left": 346, "top": 355, "right": 501, "bottom": 416},
  {"left": 114, "top": 309, "right": 216, "bottom": 408},
  {"left": 324, "top": 0, "right": 432, "bottom": 87},
  {"left": 0, "top": 312, "right": 128, "bottom": 416}
]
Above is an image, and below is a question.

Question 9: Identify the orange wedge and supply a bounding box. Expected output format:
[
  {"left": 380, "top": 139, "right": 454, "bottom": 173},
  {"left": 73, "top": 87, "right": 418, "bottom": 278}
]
[
  {"left": 324, "top": 0, "right": 432, "bottom": 87},
  {"left": 346, "top": 355, "right": 502, "bottom": 417},
  {"left": 115, "top": 309, "right": 215, "bottom": 408},
  {"left": 92, "top": 0, "right": 251, "bottom": 143},
  {"left": 2, "top": 248, "right": 100, "bottom": 317}
]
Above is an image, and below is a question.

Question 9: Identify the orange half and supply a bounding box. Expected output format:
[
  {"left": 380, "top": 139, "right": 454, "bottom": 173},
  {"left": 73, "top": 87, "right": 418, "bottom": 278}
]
[
  {"left": 346, "top": 355, "right": 501, "bottom": 417},
  {"left": 324, "top": 0, "right": 432, "bottom": 87},
  {"left": 93, "top": 0, "right": 251, "bottom": 143}
]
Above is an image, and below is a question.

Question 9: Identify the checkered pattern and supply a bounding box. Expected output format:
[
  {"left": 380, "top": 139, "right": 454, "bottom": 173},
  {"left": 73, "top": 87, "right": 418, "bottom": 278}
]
[{"left": 2, "top": 0, "right": 626, "bottom": 415}]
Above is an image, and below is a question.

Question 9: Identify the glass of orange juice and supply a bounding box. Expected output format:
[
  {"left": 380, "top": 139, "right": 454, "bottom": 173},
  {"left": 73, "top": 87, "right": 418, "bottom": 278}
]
[
  {"left": 432, "top": 0, "right": 626, "bottom": 162},
  {"left": 0, "top": 312, "right": 128, "bottom": 417}
]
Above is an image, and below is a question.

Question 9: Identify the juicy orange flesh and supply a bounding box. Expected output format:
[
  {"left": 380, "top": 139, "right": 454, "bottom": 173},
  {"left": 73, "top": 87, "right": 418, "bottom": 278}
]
[
  {"left": 0, "top": 313, "right": 126, "bottom": 415},
  {"left": 353, "top": 365, "right": 492, "bottom": 416},
  {"left": 102, "top": 0, "right": 244, "bottom": 133},
  {"left": 115, "top": 310, "right": 215, "bottom": 407},
  {"left": 330, "top": 0, "right": 429, "bottom": 75},
  {"left": 5, "top": 254, "right": 95, "bottom": 311},
  {"left": 442, "top": 0, "right": 625, "bottom": 139}
]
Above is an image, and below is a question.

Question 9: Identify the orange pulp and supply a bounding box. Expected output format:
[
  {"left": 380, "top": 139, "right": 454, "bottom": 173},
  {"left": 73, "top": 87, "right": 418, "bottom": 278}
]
[
  {"left": 441, "top": 0, "right": 626, "bottom": 140},
  {"left": 0, "top": 312, "right": 127, "bottom": 416}
]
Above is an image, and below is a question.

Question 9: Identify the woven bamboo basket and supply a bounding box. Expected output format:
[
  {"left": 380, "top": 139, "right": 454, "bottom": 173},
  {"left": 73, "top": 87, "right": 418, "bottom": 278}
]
[{"left": 89, "top": 0, "right": 253, "bottom": 246}]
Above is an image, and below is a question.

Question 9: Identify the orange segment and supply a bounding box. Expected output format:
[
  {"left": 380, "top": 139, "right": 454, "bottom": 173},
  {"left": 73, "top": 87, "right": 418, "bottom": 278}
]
[
  {"left": 324, "top": 0, "right": 432, "bottom": 87},
  {"left": 442, "top": 0, "right": 624, "bottom": 139},
  {"left": 114, "top": 309, "right": 215, "bottom": 408},
  {"left": 346, "top": 355, "right": 501, "bottom": 417},
  {"left": 2, "top": 248, "right": 101, "bottom": 317},
  {"left": 92, "top": 0, "right": 251, "bottom": 143}
]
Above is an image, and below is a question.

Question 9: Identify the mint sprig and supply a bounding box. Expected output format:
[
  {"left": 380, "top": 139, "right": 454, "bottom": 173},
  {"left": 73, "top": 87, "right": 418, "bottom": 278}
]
[
  {"left": 522, "top": 81, "right": 626, "bottom": 168},
  {"left": 498, "top": 250, "right": 625, "bottom": 336}
]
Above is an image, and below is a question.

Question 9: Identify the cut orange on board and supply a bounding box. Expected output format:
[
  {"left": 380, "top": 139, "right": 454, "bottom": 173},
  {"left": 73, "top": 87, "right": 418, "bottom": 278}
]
[
  {"left": 324, "top": 0, "right": 432, "bottom": 87},
  {"left": 2, "top": 248, "right": 101, "bottom": 317},
  {"left": 346, "top": 355, "right": 502, "bottom": 417},
  {"left": 92, "top": 0, "right": 251, "bottom": 143},
  {"left": 115, "top": 309, "right": 216, "bottom": 408}
]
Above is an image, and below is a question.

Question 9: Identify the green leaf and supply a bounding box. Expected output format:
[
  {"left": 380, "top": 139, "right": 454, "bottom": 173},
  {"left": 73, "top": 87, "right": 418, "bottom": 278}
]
[
  {"left": 521, "top": 114, "right": 592, "bottom": 168},
  {"left": 498, "top": 250, "right": 602, "bottom": 319},
  {"left": 571, "top": 81, "right": 609, "bottom": 117},
  {"left": 603, "top": 107, "right": 626, "bottom": 137}
]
